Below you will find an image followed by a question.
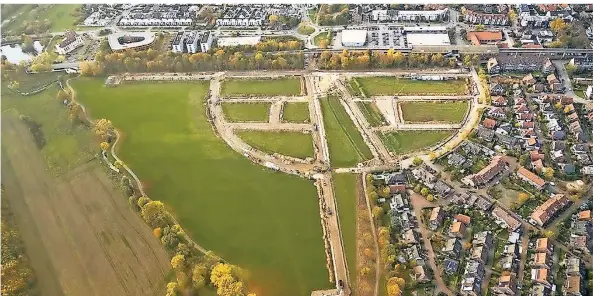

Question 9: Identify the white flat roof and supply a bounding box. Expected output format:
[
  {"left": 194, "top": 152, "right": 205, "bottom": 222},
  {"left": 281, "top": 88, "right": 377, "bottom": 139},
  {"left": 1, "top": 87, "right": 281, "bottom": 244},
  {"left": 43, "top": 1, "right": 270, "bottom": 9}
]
[
  {"left": 406, "top": 33, "right": 451, "bottom": 46},
  {"left": 341, "top": 29, "right": 367, "bottom": 44},
  {"left": 217, "top": 36, "right": 261, "bottom": 47},
  {"left": 108, "top": 32, "right": 155, "bottom": 51},
  {"left": 404, "top": 26, "right": 448, "bottom": 32}
]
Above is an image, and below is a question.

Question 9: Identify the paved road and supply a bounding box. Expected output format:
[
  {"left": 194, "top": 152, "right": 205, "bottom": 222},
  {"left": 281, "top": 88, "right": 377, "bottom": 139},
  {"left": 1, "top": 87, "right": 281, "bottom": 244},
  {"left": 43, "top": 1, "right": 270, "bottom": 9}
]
[
  {"left": 409, "top": 194, "right": 454, "bottom": 296},
  {"left": 355, "top": 95, "right": 473, "bottom": 101},
  {"left": 553, "top": 60, "right": 587, "bottom": 103},
  {"left": 269, "top": 101, "right": 283, "bottom": 124},
  {"left": 220, "top": 97, "right": 309, "bottom": 103},
  {"left": 227, "top": 122, "right": 313, "bottom": 131}
]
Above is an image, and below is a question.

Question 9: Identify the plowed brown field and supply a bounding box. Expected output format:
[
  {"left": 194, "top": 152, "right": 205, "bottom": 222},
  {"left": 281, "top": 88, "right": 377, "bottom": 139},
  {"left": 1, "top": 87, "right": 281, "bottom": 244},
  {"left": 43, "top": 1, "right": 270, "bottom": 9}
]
[{"left": 1, "top": 113, "right": 171, "bottom": 296}]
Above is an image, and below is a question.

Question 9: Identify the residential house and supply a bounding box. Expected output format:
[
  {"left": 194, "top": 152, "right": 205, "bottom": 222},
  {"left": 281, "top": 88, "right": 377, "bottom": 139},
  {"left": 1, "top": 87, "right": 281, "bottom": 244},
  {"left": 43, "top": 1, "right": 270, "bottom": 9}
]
[
  {"left": 563, "top": 275, "right": 583, "bottom": 296},
  {"left": 578, "top": 210, "right": 592, "bottom": 221},
  {"left": 530, "top": 150, "right": 545, "bottom": 161},
  {"left": 566, "top": 257, "right": 583, "bottom": 276},
  {"left": 530, "top": 194, "right": 571, "bottom": 227},
  {"left": 462, "top": 155, "right": 507, "bottom": 187},
  {"left": 523, "top": 73, "right": 537, "bottom": 86},
  {"left": 429, "top": 207, "right": 444, "bottom": 230},
  {"left": 413, "top": 265, "right": 429, "bottom": 282},
  {"left": 487, "top": 57, "right": 501, "bottom": 74},
  {"left": 492, "top": 96, "right": 507, "bottom": 106},
  {"left": 492, "top": 274, "right": 517, "bottom": 295},
  {"left": 447, "top": 153, "right": 467, "bottom": 167},
  {"left": 444, "top": 258, "right": 460, "bottom": 274},
  {"left": 530, "top": 284, "right": 551, "bottom": 296},
  {"left": 475, "top": 126, "right": 495, "bottom": 142},
  {"left": 550, "top": 130, "right": 566, "bottom": 140},
  {"left": 483, "top": 118, "right": 497, "bottom": 129},
  {"left": 532, "top": 159, "right": 544, "bottom": 172},
  {"left": 570, "top": 235, "right": 593, "bottom": 254},
  {"left": 456, "top": 214, "right": 471, "bottom": 226},
  {"left": 500, "top": 255, "right": 516, "bottom": 271},
  {"left": 490, "top": 83, "right": 505, "bottom": 95},
  {"left": 402, "top": 229, "right": 418, "bottom": 244},
  {"left": 443, "top": 238, "right": 462, "bottom": 257},
  {"left": 547, "top": 73, "right": 559, "bottom": 85},
  {"left": 434, "top": 180, "right": 453, "bottom": 197},
  {"left": 569, "top": 56, "right": 593, "bottom": 71},
  {"left": 475, "top": 196, "right": 494, "bottom": 211},
  {"left": 471, "top": 246, "right": 488, "bottom": 263},
  {"left": 488, "top": 107, "right": 507, "bottom": 119},
  {"left": 516, "top": 166, "right": 546, "bottom": 190},
  {"left": 473, "top": 231, "right": 493, "bottom": 247},
  {"left": 531, "top": 252, "right": 552, "bottom": 269},
  {"left": 450, "top": 221, "right": 466, "bottom": 238},
  {"left": 492, "top": 206, "right": 522, "bottom": 232},
  {"left": 535, "top": 237, "right": 552, "bottom": 254},
  {"left": 504, "top": 243, "right": 520, "bottom": 258},
  {"left": 390, "top": 194, "right": 408, "bottom": 212},
  {"left": 542, "top": 58, "right": 555, "bottom": 74},
  {"left": 532, "top": 268, "right": 551, "bottom": 287}
]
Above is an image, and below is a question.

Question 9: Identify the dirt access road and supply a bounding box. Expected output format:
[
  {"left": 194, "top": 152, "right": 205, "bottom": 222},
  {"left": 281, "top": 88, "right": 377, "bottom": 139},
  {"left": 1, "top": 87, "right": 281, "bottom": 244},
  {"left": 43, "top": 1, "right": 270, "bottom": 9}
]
[{"left": 1, "top": 113, "right": 171, "bottom": 296}]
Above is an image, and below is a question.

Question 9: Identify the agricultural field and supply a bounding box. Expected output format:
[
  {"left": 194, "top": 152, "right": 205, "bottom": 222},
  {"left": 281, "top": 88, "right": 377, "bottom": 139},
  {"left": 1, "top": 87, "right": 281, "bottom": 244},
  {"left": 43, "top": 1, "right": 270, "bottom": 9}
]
[
  {"left": 72, "top": 79, "right": 329, "bottom": 296},
  {"left": 379, "top": 130, "right": 454, "bottom": 154},
  {"left": 355, "top": 77, "right": 468, "bottom": 96},
  {"left": 400, "top": 101, "right": 469, "bottom": 123},
  {"left": 320, "top": 95, "right": 373, "bottom": 167},
  {"left": 220, "top": 77, "right": 302, "bottom": 96},
  {"left": 333, "top": 173, "right": 358, "bottom": 289},
  {"left": 222, "top": 102, "right": 271, "bottom": 122},
  {"left": 282, "top": 102, "right": 310, "bottom": 123},
  {"left": 236, "top": 130, "right": 314, "bottom": 159},
  {"left": 357, "top": 101, "right": 386, "bottom": 127},
  {"left": 2, "top": 83, "right": 95, "bottom": 177},
  {"left": 2, "top": 112, "right": 171, "bottom": 296},
  {"left": 1, "top": 4, "right": 81, "bottom": 34}
]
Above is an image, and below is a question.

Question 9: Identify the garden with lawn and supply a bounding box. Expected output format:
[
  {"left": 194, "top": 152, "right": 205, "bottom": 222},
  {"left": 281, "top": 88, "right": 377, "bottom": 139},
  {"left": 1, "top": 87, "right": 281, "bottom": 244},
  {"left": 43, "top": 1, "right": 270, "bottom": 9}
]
[
  {"left": 222, "top": 102, "right": 270, "bottom": 122},
  {"left": 220, "top": 77, "right": 302, "bottom": 96},
  {"left": 282, "top": 102, "right": 310, "bottom": 123},
  {"left": 400, "top": 101, "right": 469, "bottom": 123},
  {"left": 355, "top": 77, "right": 468, "bottom": 96},
  {"left": 357, "top": 101, "right": 385, "bottom": 127},
  {"left": 320, "top": 95, "right": 373, "bottom": 167},
  {"left": 72, "top": 78, "right": 330, "bottom": 296},
  {"left": 379, "top": 130, "right": 454, "bottom": 154},
  {"left": 236, "top": 130, "right": 314, "bottom": 159}
]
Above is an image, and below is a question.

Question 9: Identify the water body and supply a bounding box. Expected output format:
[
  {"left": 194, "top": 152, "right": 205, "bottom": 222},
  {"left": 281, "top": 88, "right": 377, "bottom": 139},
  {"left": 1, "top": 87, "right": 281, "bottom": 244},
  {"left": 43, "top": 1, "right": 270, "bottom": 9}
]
[{"left": 1, "top": 41, "right": 44, "bottom": 64}]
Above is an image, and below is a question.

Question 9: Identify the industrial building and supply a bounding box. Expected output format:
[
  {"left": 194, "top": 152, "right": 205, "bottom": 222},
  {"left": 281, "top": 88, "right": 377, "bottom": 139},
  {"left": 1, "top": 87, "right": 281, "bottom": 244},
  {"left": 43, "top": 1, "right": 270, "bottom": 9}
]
[
  {"left": 404, "top": 26, "right": 451, "bottom": 47},
  {"left": 340, "top": 29, "right": 367, "bottom": 47}
]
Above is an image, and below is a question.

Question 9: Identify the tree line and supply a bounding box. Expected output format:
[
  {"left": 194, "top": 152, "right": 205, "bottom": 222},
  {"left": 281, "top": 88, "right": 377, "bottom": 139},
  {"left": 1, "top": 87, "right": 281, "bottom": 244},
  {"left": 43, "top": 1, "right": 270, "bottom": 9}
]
[
  {"left": 317, "top": 49, "right": 472, "bottom": 70},
  {"left": 81, "top": 47, "right": 304, "bottom": 76}
]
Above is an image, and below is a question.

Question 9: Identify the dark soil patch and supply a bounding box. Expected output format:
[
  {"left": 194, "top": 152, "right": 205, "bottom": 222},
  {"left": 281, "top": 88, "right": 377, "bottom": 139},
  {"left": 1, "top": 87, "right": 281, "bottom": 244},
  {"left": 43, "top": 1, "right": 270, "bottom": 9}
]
[{"left": 20, "top": 116, "right": 46, "bottom": 149}]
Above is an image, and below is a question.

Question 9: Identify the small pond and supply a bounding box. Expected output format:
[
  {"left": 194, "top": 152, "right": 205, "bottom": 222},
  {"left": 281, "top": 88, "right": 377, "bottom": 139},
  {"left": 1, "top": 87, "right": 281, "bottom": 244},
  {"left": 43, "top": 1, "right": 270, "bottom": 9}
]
[{"left": 1, "top": 41, "right": 44, "bottom": 64}]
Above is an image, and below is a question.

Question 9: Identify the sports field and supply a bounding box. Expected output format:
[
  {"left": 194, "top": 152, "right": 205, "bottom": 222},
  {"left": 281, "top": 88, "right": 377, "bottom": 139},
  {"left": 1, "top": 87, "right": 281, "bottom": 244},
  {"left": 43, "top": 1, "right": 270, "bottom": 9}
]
[
  {"left": 379, "top": 130, "right": 454, "bottom": 154},
  {"left": 356, "top": 77, "right": 468, "bottom": 96},
  {"left": 220, "top": 77, "right": 302, "bottom": 96},
  {"left": 400, "top": 101, "right": 468, "bottom": 123},
  {"left": 333, "top": 173, "right": 358, "bottom": 289},
  {"left": 73, "top": 79, "right": 329, "bottom": 296},
  {"left": 282, "top": 102, "right": 310, "bottom": 123},
  {"left": 320, "top": 95, "right": 373, "bottom": 167},
  {"left": 222, "top": 102, "right": 270, "bottom": 122},
  {"left": 357, "top": 101, "right": 385, "bottom": 127},
  {"left": 237, "top": 130, "right": 314, "bottom": 159}
]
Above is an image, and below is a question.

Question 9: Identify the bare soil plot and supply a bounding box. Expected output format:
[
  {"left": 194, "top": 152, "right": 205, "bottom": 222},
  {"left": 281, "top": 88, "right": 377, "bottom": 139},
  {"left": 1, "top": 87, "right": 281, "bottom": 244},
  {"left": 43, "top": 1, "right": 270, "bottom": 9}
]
[{"left": 1, "top": 113, "right": 170, "bottom": 296}]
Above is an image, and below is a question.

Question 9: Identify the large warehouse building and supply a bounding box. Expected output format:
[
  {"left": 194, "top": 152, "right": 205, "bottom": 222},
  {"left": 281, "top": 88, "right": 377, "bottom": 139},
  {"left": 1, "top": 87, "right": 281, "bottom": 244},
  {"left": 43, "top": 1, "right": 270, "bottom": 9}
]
[
  {"left": 404, "top": 26, "right": 451, "bottom": 47},
  {"left": 341, "top": 29, "right": 367, "bottom": 47}
]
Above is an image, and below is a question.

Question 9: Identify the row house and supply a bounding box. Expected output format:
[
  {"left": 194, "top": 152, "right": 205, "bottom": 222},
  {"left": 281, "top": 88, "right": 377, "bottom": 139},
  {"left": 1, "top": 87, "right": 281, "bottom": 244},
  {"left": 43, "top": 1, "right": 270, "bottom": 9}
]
[
  {"left": 464, "top": 10, "right": 509, "bottom": 25},
  {"left": 530, "top": 194, "right": 571, "bottom": 227}
]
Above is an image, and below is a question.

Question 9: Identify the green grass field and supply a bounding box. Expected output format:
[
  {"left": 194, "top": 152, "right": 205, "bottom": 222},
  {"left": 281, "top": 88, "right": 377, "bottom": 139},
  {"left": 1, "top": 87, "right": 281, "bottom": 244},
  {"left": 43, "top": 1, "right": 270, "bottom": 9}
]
[
  {"left": 400, "top": 101, "right": 468, "bottom": 123},
  {"left": 1, "top": 84, "right": 95, "bottom": 176},
  {"left": 221, "top": 78, "right": 302, "bottom": 97},
  {"left": 333, "top": 173, "right": 358, "bottom": 290},
  {"left": 356, "top": 102, "right": 385, "bottom": 127},
  {"left": 282, "top": 102, "right": 310, "bottom": 123},
  {"left": 297, "top": 23, "right": 315, "bottom": 35},
  {"left": 356, "top": 77, "right": 468, "bottom": 96},
  {"left": 313, "top": 31, "right": 332, "bottom": 47},
  {"left": 379, "top": 130, "right": 454, "bottom": 154},
  {"left": 2, "top": 4, "right": 81, "bottom": 34},
  {"left": 222, "top": 103, "right": 270, "bottom": 122},
  {"left": 72, "top": 79, "right": 329, "bottom": 296},
  {"left": 237, "top": 131, "right": 314, "bottom": 159},
  {"left": 3, "top": 71, "right": 64, "bottom": 93},
  {"left": 320, "top": 96, "right": 373, "bottom": 167}
]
